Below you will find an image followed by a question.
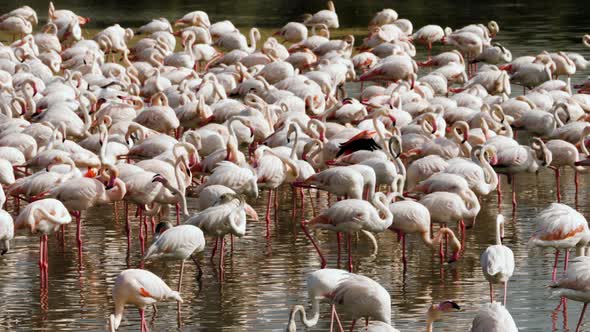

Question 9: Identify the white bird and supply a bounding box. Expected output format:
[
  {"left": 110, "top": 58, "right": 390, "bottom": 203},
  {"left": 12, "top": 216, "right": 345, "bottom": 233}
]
[
  {"left": 0, "top": 207, "right": 13, "bottom": 255},
  {"left": 480, "top": 214, "right": 515, "bottom": 305},
  {"left": 529, "top": 203, "right": 590, "bottom": 281},
  {"left": 144, "top": 223, "right": 206, "bottom": 294},
  {"left": 330, "top": 273, "right": 391, "bottom": 330},
  {"left": 469, "top": 302, "right": 518, "bottom": 332},
  {"left": 109, "top": 269, "right": 183, "bottom": 331},
  {"left": 287, "top": 268, "right": 351, "bottom": 332},
  {"left": 550, "top": 256, "right": 590, "bottom": 332}
]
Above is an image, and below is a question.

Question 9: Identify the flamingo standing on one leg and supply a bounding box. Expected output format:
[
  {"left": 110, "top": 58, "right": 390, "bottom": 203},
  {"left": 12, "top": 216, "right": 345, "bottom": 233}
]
[{"left": 388, "top": 196, "right": 462, "bottom": 268}]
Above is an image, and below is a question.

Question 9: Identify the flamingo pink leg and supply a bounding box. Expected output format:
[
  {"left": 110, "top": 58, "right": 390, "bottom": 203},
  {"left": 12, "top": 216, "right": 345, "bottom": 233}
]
[
  {"left": 511, "top": 176, "right": 517, "bottom": 209},
  {"left": 176, "top": 203, "right": 181, "bottom": 225},
  {"left": 554, "top": 168, "right": 561, "bottom": 202},
  {"left": 299, "top": 188, "right": 305, "bottom": 213},
  {"left": 210, "top": 237, "right": 219, "bottom": 262},
  {"left": 138, "top": 208, "right": 145, "bottom": 255},
  {"left": 574, "top": 172, "right": 580, "bottom": 199},
  {"left": 347, "top": 233, "right": 353, "bottom": 272},
  {"left": 219, "top": 236, "right": 225, "bottom": 274},
  {"left": 291, "top": 186, "right": 297, "bottom": 219},
  {"left": 125, "top": 202, "right": 131, "bottom": 248},
  {"left": 39, "top": 236, "right": 45, "bottom": 286},
  {"left": 552, "top": 249, "right": 561, "bottom": 282},
  {"left": 497, "top": 174, "right": 502, "bottom": 208},
  {"left": 75, "top": 211, "right": 82, "bottom": 252},
  {"left": 265, "top": 189, "right": 273, "bottom": 238},
  {"left": 564, "top": 249, "right": 570, "bottom": 272},
  {"left": 576, "top": 303, "right": 588, "bottom": 332},
  {"left": 400, "top": 232, "right": 407, "bottom": 267},
  {"left": 489, "top": 282, "right": 494, "bottom": 303},
  {"left": 349, "top": 319, "right": 356, "bottom": 332},
  {"left": 301, "top": 221, "right": 327, "bottom": 268},
  {"left": 337, "top": 232, "right": 342, "bottom": 266}
]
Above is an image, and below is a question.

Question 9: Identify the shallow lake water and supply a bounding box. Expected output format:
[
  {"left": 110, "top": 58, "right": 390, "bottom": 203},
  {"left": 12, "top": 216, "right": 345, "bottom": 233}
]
[{"left": 1, "top": 0, "right": 590, "bottom": 331}]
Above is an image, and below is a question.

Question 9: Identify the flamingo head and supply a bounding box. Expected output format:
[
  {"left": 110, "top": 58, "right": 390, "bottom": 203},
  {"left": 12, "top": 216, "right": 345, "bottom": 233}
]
[
  {"left": 151, "top": 173, "right": 168, "bottom": 185},
  {"left": 155, "top": 221, "right": 173, "bottom": 237}
]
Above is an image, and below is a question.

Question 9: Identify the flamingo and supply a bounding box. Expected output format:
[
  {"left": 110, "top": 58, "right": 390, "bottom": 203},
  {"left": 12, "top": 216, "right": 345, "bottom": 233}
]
[
  {"left": 469, "top": 302, "right": 518, "bottom": 332},
  {"left": 550, "top": 256, "right": 590, "bottom": 332},
  {"left": 419, "top": 189, "right": 480, "bottom": 245},
  {"left": 530, "top": 203, "right": 590, "bottom": 282},
  {"left": 443, "top": 145, "right": 499, "bottom": 196},
  {"left": 185, "top": 194, "right": 258, "bottom": 274},
  {"left": 547, "top": 135, "right": 590, "bottom": 201},
  {"left": 303, "top": 1, "right": 339, "bottom": 29},
  {"left": 144, "top": 223, "right": 205, "bottom": 305},
  {"left": 0, "top": 206, "right": 13, "bottom": 255},
  {"left": 301, "top": 192, "right": 393, "bottom": 271},
  {"left": 388, "top": 196, "right": 462, "bottom": 266},
  {"left": 480, "top": 214, "right": 515, "bottom": 305},
  {"left": 329, "top": 272, "right": 391, "bottom": 331},
  {"left": 411, "top": 25, "right": 445, "bottom": 57},
  {"left": 109, "top": 269, "right": 183, "bottom": 332},
  {"left": 287, "top": 268, "right": 351, "bottom": 332},
  {"left": 492, "top": 137, "right": 552, "bottom": 209},
  {"left": 43, "top": 164, "right": 126, "bottom": 254},
  {"left": 14, "top": 198, "right": 71, "bottom": 286}
]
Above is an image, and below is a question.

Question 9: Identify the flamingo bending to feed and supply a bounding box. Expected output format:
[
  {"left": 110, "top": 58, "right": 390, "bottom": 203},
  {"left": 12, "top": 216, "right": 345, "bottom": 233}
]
[
  {"left": 329, "top": 272, "right": 391, "bottom": 331},
  {"left": 550, "top": 256, "right": 590, "bottom": 332},
  {"left": 144, "top": 223, "right": 206, "bottom": 301},
  {"left": 529, "top": 203, "right": 590, "bottom": 282},
  {"left": 14, "top": 199, "right": 71, "bottom": 286},
  {"left": 480, "top": 214, "right": 515, "bottom": 305},
  {"left": 388, "top": 196, "right": 462, "bottom": 267},
  {"left": 109, "top": 269, "right": 183, "bottom": 332},
  {"left": 287, "top": 268, "right": 351, "bottom": 332},
  {"left": 301, "top": 192, "right": 393, "bottom": 272},
  {"left": 185, "top": 194, "right": 258, "bottom": 274}
]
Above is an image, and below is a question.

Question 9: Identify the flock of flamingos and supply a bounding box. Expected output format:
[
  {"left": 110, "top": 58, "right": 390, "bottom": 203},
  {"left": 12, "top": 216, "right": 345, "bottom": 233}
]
[{"left": 1, "top": 1, "right": 590, "bottom": 331}]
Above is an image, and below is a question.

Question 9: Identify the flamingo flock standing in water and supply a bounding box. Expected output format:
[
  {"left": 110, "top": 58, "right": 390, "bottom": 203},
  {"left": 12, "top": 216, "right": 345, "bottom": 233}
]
[{"left": 0, "top": 1, "right": 589, "bottom": 331}]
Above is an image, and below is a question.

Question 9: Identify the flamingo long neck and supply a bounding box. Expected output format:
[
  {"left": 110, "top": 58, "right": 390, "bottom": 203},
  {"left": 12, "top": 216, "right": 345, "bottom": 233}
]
[
  {"left": 373, "top": 195, "right": 393, "bottom": 229},
  {"left": 248, "top": 28, "right": 258, "bottom": 53},
  {"left": 462, "top": 190, "right": 480, "bottom": 219},
  {"left": 478, "top": 149, "right": 498, "bottom": 194},
  {"left": 112, "top": 301, "right": 125, "bottom": 330},
  {"left": 289, "top": 302, "right": 320, "bottom": 331},
  {"left": 289, "top": 123, "right": 301, "bottom": 160},
  {"left": 104, "top": 179, "right": 127, "bottom": 204},
  {"left": 99, "top": 126, "right": 109, "bottom": 164},
  {"left": 495, "top": 217, "right": 503, "bottom": 245},
  {"left": 173, "top": 158, "right": 189, "bottom": 215},
  {"left": 33, "top": 204, "right": 70, "bottom": 225},
  {"left": 426, "top": 318, "right": 434, "bottom": 332},
  {"left": 579, "top": 129, "right": 590, "bottom": 159}
]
